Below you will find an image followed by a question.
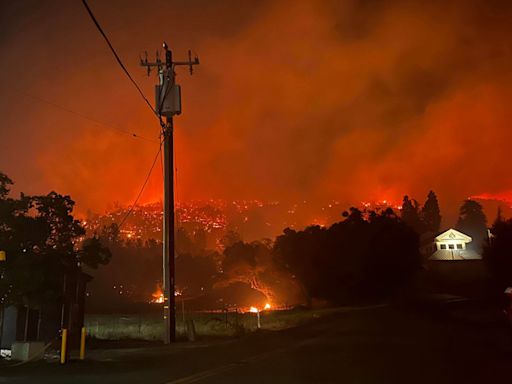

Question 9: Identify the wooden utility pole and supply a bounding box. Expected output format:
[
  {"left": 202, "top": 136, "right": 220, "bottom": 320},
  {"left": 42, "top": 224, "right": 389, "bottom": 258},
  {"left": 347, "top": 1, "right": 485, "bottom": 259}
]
[{"left": 140, "top": 43, "right": 199, "bottom": 344}]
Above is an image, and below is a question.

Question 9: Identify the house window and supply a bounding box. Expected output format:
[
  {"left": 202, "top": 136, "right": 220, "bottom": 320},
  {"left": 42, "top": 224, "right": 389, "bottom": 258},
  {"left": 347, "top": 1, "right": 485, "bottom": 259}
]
[
  {"left": 457, "top": 244, "right": 463, "bottom": 249},
  {"left": 440, "top": 244, "right": 447, "bottom": 250},
  {"left": 449, "top": 244, "right": 455, "bottom": 249}
]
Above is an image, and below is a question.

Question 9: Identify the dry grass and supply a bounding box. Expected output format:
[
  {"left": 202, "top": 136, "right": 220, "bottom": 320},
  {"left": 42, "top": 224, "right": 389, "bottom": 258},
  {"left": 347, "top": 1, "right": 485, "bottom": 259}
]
[{"left": 84, "top": 307, "right": 345, "bottom": 341}]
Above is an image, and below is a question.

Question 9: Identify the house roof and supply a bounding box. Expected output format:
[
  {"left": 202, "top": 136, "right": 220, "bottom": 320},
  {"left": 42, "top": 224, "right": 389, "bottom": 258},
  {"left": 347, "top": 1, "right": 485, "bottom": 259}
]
[{"left": 435, "top": 228, "right": 472, "bottom": 243}]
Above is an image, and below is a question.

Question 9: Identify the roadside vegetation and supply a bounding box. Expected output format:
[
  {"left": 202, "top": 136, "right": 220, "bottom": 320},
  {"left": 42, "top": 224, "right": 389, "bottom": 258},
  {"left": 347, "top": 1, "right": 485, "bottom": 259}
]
[{"left": 85, "top": 306, "right": 366, "bottom": 341}]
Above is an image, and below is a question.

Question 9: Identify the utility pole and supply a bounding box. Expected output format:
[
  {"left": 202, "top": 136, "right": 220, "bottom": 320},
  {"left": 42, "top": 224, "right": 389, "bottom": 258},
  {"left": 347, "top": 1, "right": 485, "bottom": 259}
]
[{"left": 141, "top": 42, "right": 199, "bottom": 344}]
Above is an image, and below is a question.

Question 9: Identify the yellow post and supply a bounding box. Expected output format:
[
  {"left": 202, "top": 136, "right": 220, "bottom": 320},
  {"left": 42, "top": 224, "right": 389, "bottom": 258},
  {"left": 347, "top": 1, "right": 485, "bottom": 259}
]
[
  {"left": 60, "top": 329, "right": 68, "bottom": 364},
  {"left": 79, "top": 327, "right": 86, "bottom": 360}
]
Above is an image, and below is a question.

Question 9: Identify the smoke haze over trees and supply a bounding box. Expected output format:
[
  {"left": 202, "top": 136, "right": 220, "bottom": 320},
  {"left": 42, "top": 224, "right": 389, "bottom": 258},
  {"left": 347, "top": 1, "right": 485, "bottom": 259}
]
[{"left": 3, "top": 1, "right": 512, "bottom": 223}]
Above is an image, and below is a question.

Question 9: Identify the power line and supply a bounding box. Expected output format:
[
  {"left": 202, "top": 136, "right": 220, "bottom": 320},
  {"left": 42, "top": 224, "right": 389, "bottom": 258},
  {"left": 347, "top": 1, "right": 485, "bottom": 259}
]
[
  {"left": 118, "top": 140, "right": 164, "bottom": 229},
  {"left": 20, "top": 91, "right": 159, "bottom": 144},
  {"left": 80, "top": 0, "right": 170, "bottom": 229},
  {"left": 80, "top": 0, "right": 164, "bottom": 128}
]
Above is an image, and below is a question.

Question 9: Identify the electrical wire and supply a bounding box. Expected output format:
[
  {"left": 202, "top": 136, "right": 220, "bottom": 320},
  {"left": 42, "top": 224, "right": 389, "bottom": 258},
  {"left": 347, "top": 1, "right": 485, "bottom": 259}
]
[
  {"left": 81, "top": 0, "right": 171, "bottom": 229},
  {"left": 20, "top": 91, "right": 159, "bottom": 144},
  {"left": 80, "top": 0, "right": 165, "bottom": 129},
  {"left": 118, "top": 140, "right": 163, "bottom": 229}
]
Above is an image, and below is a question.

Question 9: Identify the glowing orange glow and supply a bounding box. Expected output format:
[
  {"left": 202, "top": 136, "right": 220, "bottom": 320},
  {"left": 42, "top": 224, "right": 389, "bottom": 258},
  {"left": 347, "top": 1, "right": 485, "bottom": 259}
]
[
  {"left": 472, "top": 192, "right": 512, "bottom": 206},
  {"left": 151, "top": 287, "right": 164, "bottom": 304},
  {"left": 249, "top": 306, "right": 259, "bottom": 313},
  {"left": 5, "top": 2, "right": 512, "bottom": 230},
  {"left": 150, "top": 286, "right": 183, "bottom": 303},
  {"left": 264, "top": 303, "right": 271, "bottom": 310}
]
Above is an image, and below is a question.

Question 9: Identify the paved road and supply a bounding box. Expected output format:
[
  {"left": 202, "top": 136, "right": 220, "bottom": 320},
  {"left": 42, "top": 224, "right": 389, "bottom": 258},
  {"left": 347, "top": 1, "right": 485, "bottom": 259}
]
[{"left": 2, "top": 302, "right": 512, "bottom": 383}]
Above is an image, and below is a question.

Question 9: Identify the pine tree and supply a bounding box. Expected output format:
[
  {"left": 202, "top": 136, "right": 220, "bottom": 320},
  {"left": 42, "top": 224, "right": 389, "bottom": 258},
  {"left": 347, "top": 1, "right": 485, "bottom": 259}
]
[
  {"left": 421, "top": 190, "right": 441, "bottom": 234},
  {"left": 494, "top": 206, "right": 503, "bottom": 226},
  {"left": 400, "top": 195, "right": 423, "bottom": 234}
]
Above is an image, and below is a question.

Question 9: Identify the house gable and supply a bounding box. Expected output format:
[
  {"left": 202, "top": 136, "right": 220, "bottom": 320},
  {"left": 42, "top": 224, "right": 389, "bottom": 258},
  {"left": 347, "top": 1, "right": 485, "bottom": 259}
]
[{"left": 435, "top": 229, "right": 472, "bottom": 243}]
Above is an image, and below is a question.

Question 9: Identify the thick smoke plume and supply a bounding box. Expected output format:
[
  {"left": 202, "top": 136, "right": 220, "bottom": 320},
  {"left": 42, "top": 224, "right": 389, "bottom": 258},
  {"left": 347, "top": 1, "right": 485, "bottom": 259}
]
[{"left": 2, "top": 0, "right": 512, "bottom": 224}]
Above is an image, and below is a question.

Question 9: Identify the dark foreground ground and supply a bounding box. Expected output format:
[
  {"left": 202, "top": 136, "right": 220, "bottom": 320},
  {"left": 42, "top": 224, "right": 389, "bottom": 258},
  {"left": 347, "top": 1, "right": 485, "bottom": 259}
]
[{"left": 2, "top": 300, "right": 512, "bottom": 384}]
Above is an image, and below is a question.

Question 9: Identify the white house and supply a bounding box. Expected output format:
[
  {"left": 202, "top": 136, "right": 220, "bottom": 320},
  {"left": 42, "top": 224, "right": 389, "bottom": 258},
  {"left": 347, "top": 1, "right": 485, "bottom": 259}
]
[{"left": 428, "top": 228, "right": 481, "bottom": 261}]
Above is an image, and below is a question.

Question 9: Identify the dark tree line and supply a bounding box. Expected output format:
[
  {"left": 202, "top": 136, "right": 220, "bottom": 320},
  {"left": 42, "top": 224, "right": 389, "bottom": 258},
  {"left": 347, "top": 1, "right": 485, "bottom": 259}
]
[
  {"left": 274, "top": 208, "right": 421, "bottom": 304},
  {"left": 400, "top": 192, "right": 488, "bottom": 251},
  {"left": 400, "top": 190, "right": 441, "bottom": 235}
]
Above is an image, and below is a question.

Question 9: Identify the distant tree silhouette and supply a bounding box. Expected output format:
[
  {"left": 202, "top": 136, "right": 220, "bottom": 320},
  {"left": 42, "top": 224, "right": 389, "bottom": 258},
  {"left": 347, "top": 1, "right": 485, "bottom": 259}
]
[
  {"left": 421, "top": 190, "right": 441, "bottom": 234},
  {"left": 78, "top": 237, "right": 112, "bottom": 269},
  {"left": 456, "top": 199, "right": 487, "bottom": 251},
  {"left": 219, "top": 229, "right": 242, "bottom": 250},
  {"left": 483, "top": 216, "right": 512, "bottom": 293},
  {"left": 216, "top": 240, "right": 300, "bottom": 306},
  {"left": 217, "top": 241, "right": 277, "bottom": 304},
  {"left": 400, "top": 195, "right": 424, "bottom": 234},
  {"left": 273, "top": 225, "right": 328, "bottom": 305},
  {"left": 0, "top": 173, "right": 13, "bottom": 198},
  {"left": 494, "top": 207, "right": 503, "bottom": 226},
  {"left": 275, "top": 208, "right": 421, "bottom": 304}
]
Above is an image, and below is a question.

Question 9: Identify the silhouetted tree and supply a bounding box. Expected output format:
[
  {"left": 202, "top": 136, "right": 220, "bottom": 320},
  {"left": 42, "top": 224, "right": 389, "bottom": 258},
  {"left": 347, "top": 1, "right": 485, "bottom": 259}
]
[
  {"left": 0, "top": 173, "right": 13, "bottom": 198},
  {"left": 456, "top": 199, "right": 487, "bottom": 251},
  {"left": 217, "top": 240, "right": 299, "bottom": 306},
  {"left": 483, "top": 216, "right": 512, "bottom": 293},
  {"left": 275, "top": 207, "right": 421, "bottom": 304},
  {"left": 494, "top": 207, "right": 503, "bottom": 226},
  {"left": 421, "top": 190, "right": 441, "bottom": 234},
  {"left": 219, "top": 229, "right": 242, "bottom": 250},
  {"left": 274, "top": 225, "right": 328, "bottom": 305},
  {"left": 78, "top": 237, "right": 112, "bottom": 269},
  {"left": 217, "top": 241, "right": 276, "bottom": 304},
  {"left": 400, "top": 195, "right": 424, "bottom": 234},
  {"left": 0, "top": 172, "right": 111, "bottom": 310}
]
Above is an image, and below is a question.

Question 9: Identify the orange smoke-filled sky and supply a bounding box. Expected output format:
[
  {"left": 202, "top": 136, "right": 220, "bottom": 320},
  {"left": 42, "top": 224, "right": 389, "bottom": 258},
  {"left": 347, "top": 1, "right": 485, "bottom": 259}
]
[{"left": 1, "top": 0, "right": 512, "bottom": 224}]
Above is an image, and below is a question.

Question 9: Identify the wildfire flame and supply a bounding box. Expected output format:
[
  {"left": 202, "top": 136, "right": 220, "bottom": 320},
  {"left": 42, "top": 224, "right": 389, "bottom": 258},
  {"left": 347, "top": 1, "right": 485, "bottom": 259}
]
[
  {"left": 249, "top": 303, "right": 271, "bottom": 313},
  {"left": 150, "top": 287, "right": 183, "bottom": 303},
  {"left": 151, "top": 287, "right": 164, "bottom": 304}
]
